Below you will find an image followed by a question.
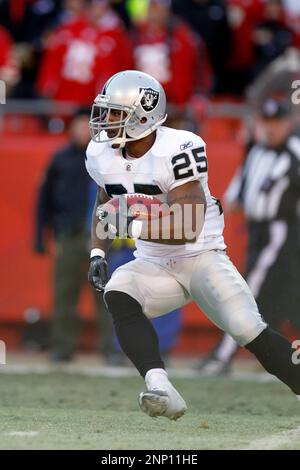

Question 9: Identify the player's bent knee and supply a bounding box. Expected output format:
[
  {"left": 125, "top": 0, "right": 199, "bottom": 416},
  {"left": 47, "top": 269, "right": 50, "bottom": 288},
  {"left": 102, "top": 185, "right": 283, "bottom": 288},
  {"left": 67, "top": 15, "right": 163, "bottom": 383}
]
[
  {"left": 104, "top": 290, "right": 144, "bottom": 323},
  {"left": 234, "top": 321, "right": 267, "bottom": 347},
  {"left": 225, "top": 303, "right": 267, "bottom": 346}
]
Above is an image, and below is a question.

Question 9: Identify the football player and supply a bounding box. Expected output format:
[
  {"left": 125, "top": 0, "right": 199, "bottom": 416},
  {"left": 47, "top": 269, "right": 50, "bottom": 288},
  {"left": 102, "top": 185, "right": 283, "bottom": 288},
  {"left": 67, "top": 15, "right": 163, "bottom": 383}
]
[{"left": 86, "top": 70, "right": 300, "bottom": 420}]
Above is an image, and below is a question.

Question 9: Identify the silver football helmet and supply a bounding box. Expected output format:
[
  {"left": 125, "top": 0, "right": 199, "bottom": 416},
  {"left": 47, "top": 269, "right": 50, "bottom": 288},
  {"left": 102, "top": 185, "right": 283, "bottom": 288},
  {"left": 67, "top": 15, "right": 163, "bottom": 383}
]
[{"left": 89, "top": 70, "right": 167, "bottom": 148}]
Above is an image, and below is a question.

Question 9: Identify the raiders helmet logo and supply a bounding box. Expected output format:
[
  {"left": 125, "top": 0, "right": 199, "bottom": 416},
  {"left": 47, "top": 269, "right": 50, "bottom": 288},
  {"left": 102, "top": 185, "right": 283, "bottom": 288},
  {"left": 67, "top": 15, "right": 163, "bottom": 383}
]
[{"left": 140, "top": 87, "right": 159, "bottom": 112}]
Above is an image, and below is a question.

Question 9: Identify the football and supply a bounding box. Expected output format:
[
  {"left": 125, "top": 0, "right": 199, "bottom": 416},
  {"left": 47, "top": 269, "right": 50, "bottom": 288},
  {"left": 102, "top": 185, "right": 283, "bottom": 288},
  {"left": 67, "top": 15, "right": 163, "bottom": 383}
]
[{"left": 100, "top": 193, "right": 169, "bottom": 220}]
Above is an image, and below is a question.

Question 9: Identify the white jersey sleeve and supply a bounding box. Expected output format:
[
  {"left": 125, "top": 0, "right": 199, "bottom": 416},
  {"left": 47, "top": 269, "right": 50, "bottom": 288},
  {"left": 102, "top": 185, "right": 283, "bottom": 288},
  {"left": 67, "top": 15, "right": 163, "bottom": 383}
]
[{"left": 160, "top": 131, "right": 208, "bottom": 192}]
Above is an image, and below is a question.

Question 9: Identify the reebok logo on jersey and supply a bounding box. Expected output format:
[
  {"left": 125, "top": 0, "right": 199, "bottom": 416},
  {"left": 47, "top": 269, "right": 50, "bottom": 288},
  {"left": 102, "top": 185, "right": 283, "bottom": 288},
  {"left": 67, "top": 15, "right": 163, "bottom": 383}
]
[
  {"left": 180, "top": 141, "right": 193, "bottom": 151},
  {"left": 140, "top": 88, "right": 159, "bottom": 112}
]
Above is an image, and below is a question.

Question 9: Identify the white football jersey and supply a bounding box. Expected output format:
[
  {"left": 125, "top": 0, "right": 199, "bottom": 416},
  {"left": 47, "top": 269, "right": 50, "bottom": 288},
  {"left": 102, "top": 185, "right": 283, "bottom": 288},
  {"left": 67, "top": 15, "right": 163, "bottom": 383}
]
[{"left": 86, "top": 126, "right": 226, "bottom": 259}]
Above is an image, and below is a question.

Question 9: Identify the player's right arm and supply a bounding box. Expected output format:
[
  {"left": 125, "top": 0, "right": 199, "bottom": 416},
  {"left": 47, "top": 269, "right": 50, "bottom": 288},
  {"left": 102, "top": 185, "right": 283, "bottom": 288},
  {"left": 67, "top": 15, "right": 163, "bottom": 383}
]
[
  {"left": 88, "top": 187, "right": 112, "bottom": 292},
  {"left": 91, "top": 187, "right": 111, "bottom": 252}
]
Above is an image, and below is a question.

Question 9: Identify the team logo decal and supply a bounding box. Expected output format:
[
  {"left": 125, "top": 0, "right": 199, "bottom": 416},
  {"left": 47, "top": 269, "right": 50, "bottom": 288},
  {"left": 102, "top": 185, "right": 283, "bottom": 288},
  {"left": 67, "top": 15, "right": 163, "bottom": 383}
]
[{"left": 140, "top": 87, "right": 159, "bottom": 112}]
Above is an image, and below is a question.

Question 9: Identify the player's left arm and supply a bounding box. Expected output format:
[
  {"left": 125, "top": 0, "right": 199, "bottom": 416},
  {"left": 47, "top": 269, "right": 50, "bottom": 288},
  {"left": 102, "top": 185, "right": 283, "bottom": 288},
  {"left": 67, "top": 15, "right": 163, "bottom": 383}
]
[{"left": 138, "top": 179, "right": 206, "bottom": 244}]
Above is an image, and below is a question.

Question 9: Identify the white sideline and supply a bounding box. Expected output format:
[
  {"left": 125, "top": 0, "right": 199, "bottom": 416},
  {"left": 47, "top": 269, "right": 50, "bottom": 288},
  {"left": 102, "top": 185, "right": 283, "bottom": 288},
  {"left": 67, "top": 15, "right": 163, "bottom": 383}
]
[
  {"left": 0, "top": 362, "right": 278, "bottom": 382},
  {"left": 240, "top": 426, "right": 300, "bottom": 450},
  {"left": 0, "top": 361, "right": 278, "bottom": 383},
  {"left": 7, "top": 431, "right": 39, "bottom": 437}
]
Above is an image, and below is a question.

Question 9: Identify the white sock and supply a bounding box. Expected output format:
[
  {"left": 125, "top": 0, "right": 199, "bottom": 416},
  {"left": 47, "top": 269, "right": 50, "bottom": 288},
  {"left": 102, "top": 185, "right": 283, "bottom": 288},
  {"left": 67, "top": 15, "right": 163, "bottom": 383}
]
[
  {"left": 145, "top": 368, "right": 169, "bottom": 390},
  {"left": 296, "top": 395, "right": 300, "bottom": 402}
]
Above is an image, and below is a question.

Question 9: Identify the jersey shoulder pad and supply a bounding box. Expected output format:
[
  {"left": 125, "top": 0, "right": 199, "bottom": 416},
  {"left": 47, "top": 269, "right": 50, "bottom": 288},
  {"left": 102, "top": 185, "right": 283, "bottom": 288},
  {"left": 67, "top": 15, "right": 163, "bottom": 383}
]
[
  {"left": 154, "top": 127, "right": 206, "bottom": 159},
  {"left": 154, "top": 127, "right": 207, "bottom": 192},
  {"left": 86, "top": 138, "right": 108, "bottom": 161},
  {"left": 85, "top": 139, "right": 110, "bottom": 188}
]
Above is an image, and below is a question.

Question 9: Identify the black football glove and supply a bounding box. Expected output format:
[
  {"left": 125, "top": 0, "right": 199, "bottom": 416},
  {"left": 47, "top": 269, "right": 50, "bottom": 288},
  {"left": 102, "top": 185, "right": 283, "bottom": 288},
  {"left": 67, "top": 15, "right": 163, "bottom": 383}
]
[{"left": 88, "top": 256, "right": 108, "bottom": 292}]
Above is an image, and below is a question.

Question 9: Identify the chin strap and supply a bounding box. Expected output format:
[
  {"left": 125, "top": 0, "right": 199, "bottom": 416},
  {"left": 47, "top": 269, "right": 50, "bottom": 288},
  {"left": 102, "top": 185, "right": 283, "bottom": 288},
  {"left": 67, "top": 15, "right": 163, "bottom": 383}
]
[{"left": 110, "top": 127, "right": 127, "bottom": 148}]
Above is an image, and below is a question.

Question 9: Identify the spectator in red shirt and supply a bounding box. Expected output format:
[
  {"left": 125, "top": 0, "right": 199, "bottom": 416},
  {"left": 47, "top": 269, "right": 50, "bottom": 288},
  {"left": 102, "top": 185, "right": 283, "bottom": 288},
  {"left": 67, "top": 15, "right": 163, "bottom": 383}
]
[
  {"left": 0, "top": 25, "right": 20, "bottom": 95},
  {"left": 132, "top": 0, "right": 212, "bottom": 108},
  {"left": 36, "top": 0, "right": 133, "bottom": 105}
]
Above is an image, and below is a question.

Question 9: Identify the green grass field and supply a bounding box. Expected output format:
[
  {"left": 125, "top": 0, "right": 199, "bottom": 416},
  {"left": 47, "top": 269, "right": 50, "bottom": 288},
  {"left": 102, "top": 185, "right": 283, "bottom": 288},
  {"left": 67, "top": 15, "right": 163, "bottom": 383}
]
[{"left": 0, "top": 371, "right": 300, "bottom": 450}]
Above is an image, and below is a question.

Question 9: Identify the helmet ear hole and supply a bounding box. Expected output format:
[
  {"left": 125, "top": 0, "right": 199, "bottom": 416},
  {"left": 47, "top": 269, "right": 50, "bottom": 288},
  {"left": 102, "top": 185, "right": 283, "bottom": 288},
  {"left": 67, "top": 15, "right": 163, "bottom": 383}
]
[{"left": 140, "top": 117, "right": 147, "bottom": 124}]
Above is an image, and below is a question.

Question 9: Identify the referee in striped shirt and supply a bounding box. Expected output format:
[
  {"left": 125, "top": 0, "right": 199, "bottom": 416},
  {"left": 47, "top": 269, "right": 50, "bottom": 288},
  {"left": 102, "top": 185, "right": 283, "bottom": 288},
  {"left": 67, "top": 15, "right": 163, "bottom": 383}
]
[{"left": 197, "top": 97, "right": 300, "bottom": 376}]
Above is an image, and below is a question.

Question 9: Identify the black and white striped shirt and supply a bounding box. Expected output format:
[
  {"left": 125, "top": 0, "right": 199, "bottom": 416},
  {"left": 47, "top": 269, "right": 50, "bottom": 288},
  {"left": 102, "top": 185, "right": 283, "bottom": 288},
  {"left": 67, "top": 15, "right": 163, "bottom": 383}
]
[{"left": 225, "top": 134, "right": 300, "bottom": 222}]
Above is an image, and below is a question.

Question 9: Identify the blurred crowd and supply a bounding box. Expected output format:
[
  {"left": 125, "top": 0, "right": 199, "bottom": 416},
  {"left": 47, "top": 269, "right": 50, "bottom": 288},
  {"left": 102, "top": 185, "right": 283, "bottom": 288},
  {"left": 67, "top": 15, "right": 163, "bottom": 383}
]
[{"left": 1, "top": 0, "right": 299, "bottom": 108}]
